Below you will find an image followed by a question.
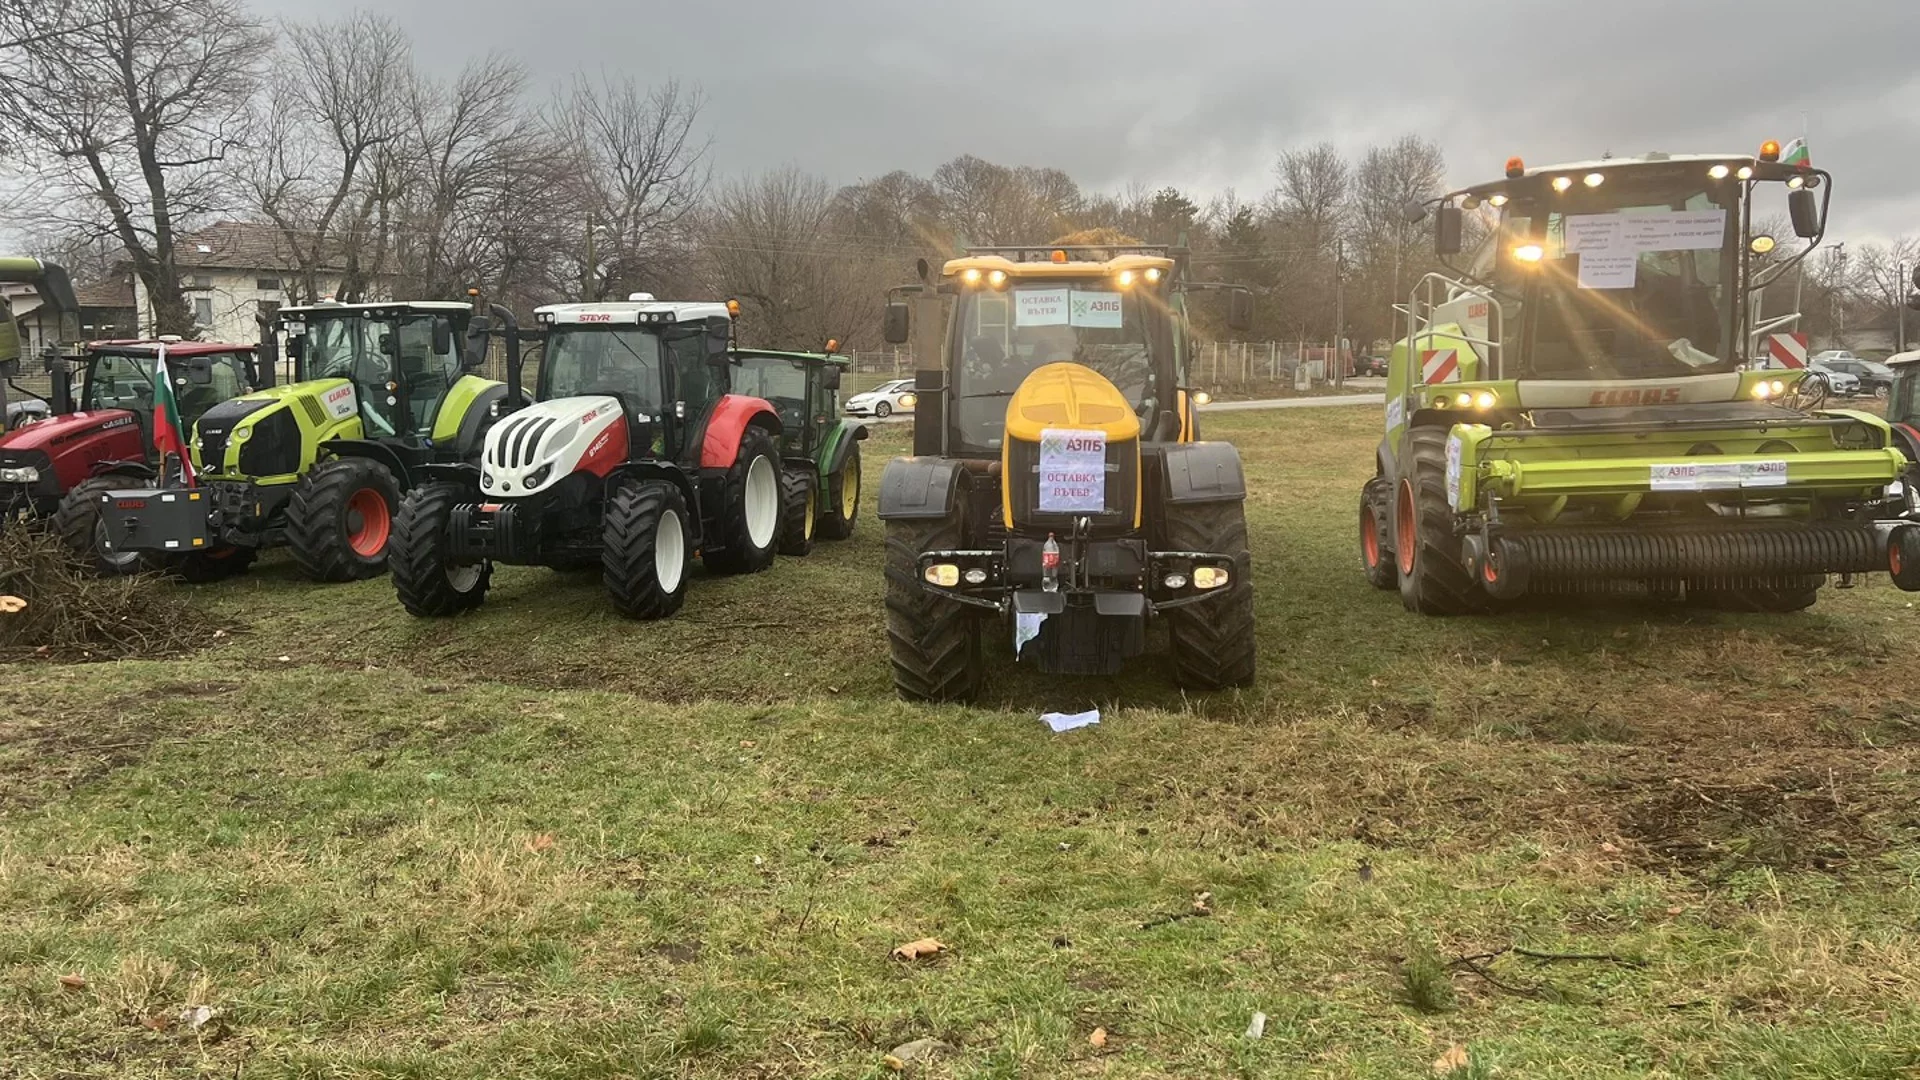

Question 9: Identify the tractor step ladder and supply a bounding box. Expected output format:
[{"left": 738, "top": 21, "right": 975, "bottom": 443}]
[{"left": 1397, "top": 272, "right": 1506, "bottom": 380}]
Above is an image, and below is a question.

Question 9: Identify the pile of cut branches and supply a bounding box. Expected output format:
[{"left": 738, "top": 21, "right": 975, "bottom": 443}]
[{"left": 0, "top": 521, "right": 226, "bottom": 658}]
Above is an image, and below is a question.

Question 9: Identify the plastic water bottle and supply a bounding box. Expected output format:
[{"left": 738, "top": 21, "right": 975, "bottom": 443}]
[{"left": 1041, "top": 533, "right": 1060, "bottom": 592}]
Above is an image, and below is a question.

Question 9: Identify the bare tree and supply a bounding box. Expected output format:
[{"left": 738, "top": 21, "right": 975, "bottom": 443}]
[
  {"left": 702, "top": 168, "right": 870, "bottom": 350},
  {"left": 0, "top": 0, "right": 268, "bottom": 336},
  {"left": 931, "top": 155, "right": 1083, "bottom": 245},
  {"left": 239, "top": 12, "right": 411, "bottom": 303},
  {"left": 557, "top": 76, "right": 709, "bottom": 301}
]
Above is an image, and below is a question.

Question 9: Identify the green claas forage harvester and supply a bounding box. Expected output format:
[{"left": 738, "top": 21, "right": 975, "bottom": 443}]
[
  {"left": 1362, "top": 142, "right": 1920, "bottom": 612},
  {"left": 388, "top": 295, "right": 790, "bottom": 620},
  {"left": 729, "top": 344, "right": 868, "bottom": 555},
  {"left": 86, "top": 300, "right": 509, "bottom": 582}
]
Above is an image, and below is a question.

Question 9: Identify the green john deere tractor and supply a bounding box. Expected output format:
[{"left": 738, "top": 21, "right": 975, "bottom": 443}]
[
  {"left": 729, "top": 345, "right": 868, "bottom": 555},
  {"left": 1364, "top": 145, "right": 1920, "bottom": 612},
  {"left": 86, "top": 300, "right": 511, "bottom": 582}
]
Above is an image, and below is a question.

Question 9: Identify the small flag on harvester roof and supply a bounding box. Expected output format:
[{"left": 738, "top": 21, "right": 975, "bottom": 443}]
[
  {"left": 1780, "top": 137, "right": 1811, "bottom": 168},
  {"left": 152, "top": 344, "right": 196, "bottom": 486}
]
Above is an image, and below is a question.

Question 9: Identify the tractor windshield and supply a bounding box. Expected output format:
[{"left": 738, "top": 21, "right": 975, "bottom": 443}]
[
  {"left": 542, "top": 327, "right": 665, "bottom": 412},
  {"left": 1499, "top": 179, "right": 1739, "bottom": 380},
  {"left": 731, "top": 356, "right": 811, "bottom": 438},
  {"left": 301, "top": 314, "right": 458, "bottom": 436},
  {"left": 951, "top": 285, "right": 1154, "bottom": 449}
]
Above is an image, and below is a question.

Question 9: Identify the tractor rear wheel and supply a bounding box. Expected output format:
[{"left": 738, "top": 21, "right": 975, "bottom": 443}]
[
  {"left": 885, "top": 512, "right": 983, "bottom": 702},
  {"left": 702, "top": 426, "right": 782, "bottom": 575},
  {"left": 287, "top": 458, "right": 400, "bottom": 582},
  {"left": 1395, "top": 427, "right": 1486, "bottom": 615},
  {"left": 54, "top": 472, "right": 157, "bottom": 576},
  {"left": 174, "top": 545, "right": 257, "bottom": 584},
  {"left": 777, "top": 465, "right": 816, "bottom": 557},
  {"left": 391, "top": 481, "right": 491, "bottom": 617},
  {"left": 816, "top": 444, "right": 861, "bottom": 541},
  {"left": 1162, "top": 500, "right": 1257, "bottom": 690},
  {"left": 1359, "top": 479, "right": 1397, "bottom": 591},
  {"left": 603, "top": 480, "right": 691, "bottom": 620}
]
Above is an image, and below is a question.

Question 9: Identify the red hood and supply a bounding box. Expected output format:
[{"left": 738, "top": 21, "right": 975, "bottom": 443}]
[{"left": 0, "top": 409, "right": 140, "bottom": 453}]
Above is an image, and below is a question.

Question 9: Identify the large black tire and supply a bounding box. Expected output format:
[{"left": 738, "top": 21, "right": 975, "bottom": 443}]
[
  {"left": 885, "top": 513, "right": 983, "bottom": 702},
  {"left": 816, "top": 443, "right": 861, "bottom": 541},
  {"left": 777, "top": 465, "right": 816, "bottom": 557},
  {"left": 174, "top": 546, "right": 257, "bottom": 584},
  {"left": 1395, "top": 427, "right": 1487, "bottom": 615},
  {"left": 602, "top": 480, "right": 690, "bottom": 620},
  {"left": 53, "top": 472, "right": 158, "bottom": 576},
  {"left": 391, "top": 481, "right": 491, "bottom": 617},
  {"left": 286, "top": 458, "right": 401, "bottom": 583},
  {"left": 1360, "top": 478, "right": 1397, "bottom": 591},
  {"left": 1162, "top": 500, "right": 1257, "bottom": 690},
  {"left": 701, "top": 426, "right": 782, "bottom": 576}
]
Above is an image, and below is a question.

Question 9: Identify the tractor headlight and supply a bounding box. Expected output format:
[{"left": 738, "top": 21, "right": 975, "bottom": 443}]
[
  {"left": 961, "top": 268, "right": 983, "bottom": 286},
  {"left": 1193, "top": 566, "right": 1230, "bottom": 589},
  {"left": 524, "top": 463, "right": 553, "bottom": 489},
  {"left": 232, "top": 426, "right": 250, "bottom": 442},
  {"left": 1474, "top": 391, "right": 1497, "bottom": 409},
  {"left": 1163, "top": 572, "right": 1188, "bottom": 589},
  {"left": 963, "top": 568, "right": 988, "bottom": 585},
  {"left": 924, "top": 563, "right": 960, "bottom": 587},
  {"left": 986, "top": 269, "right": 1008, "bottom": 289},
  {"left": 482, "top": 471, "right": 495, "bottom": 488},
  {"left": 1455, "top": 392, "right": 1473, "bottom": 407},
  {"left": 1772, "top": 380, "right": 1786, "bottom": 395},
  {"left": 0, "top": 466, "right": 38, "bottom": 484}
]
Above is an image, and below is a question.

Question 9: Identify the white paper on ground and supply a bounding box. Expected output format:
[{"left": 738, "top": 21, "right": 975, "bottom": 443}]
[
  {"left": 1041, "top": 709, "right": 1100, "bottom": 733},
  {"left": 1014, "top": 611, "right": 1046, "bottom": 654}
]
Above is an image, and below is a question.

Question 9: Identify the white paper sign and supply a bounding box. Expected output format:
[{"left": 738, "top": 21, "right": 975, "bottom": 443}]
[
  {"left": 1015, "top": 288, "right": 1069, "bottom": 326},
  {"left": 1037, "top": 428, "right": 1107, "bottom": 512},
  {"left": 1564, "top": 214, "right": 1624, "bottom": 253},
  {"left": 1385, "top": 396, "right": 1405, "bottom": 432},
  {"left": 1649, "top": 460, "right": 1789, "bottom": 491},
  {"left": 1579, "top": 252, "right": 1639, "bottom": 290},
  {"left": 1069, "top": 290, "right": 1124, "bottom": 328},
  {"left": 1622, "top": 210, "right": 1726, "bottom": 252},
  {"left": 1445, "top": 433, "right": 1464, "bottom": 509}
]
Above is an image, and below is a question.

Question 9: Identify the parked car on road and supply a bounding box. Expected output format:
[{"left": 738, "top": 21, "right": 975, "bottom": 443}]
[
  {"left": 1807, "top": 361, "right": 1862, "bottom": 397},
  {"left": 1814, "top": 355, "right": 1896, "bottom": 399},
  {"left": 844, "top": 377, "right": 916, "bottom": 418}
]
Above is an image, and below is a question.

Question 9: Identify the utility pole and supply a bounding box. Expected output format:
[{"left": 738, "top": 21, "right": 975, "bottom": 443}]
[
  {"left": 1899, "top": 259, "right": 1909, "bottom": 354},
  {"left": 1332, "top": 238, "right": 1345, "bottom": 389}
]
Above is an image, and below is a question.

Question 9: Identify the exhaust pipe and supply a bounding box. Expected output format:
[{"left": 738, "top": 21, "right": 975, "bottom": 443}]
[{"left": 488, "top": 303, "right": 524, "bottom": 410}]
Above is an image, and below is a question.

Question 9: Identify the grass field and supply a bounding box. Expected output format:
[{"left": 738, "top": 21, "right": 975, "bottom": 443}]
[{"left": 5, "top": 408, "right": 1920, "bottom": 1078}]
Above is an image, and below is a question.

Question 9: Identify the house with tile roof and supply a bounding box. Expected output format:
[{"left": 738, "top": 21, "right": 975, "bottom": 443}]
[{"left": 132, "top": 221, "right": 391, "bottom": 344}]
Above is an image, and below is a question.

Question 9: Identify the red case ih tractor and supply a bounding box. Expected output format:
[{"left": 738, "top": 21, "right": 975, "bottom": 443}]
[{"left": 388, "top": 296, "right": 793, "bottom": 619}]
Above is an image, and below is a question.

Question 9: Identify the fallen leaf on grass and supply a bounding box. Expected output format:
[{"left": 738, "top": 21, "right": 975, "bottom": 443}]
[
  {"left": 139, "top": 1014, "right": 171, "bottom": 1031},
  {"left": 882, "top": 1055, "right": 905, "bottom": 1071},
  {"left": 1089, "top": 1027, "right": 1108, "bottom": 1048},
  {"left": 891, "top": 938, "right": 947, "bottom": 961},
  {"left": 57, "top": 973, "right": 87, "bottom": 990},
  {"left": 1666, "top": 905, "right": 1686, "bottom": 916},
  {"left": 739, "top": 740, "right": 757, "bottom": 749},
  {"left": 1433, "top": 1044, "right": 1470, "bottom": 1075},
  {"left": 178, "top": 1005, "right": 215, "bottom": 1030},
  {"left": 526, "top": 833, "right": 555, "bottom": 853},
  {"left": 1600, "top": 841, "right": 1621, "bottom": 854}
]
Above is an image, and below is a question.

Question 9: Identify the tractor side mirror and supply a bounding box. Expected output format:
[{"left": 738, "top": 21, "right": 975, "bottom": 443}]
[
  {"left": 882, "top": 301, "right": 911, "bottom": 345},
  {"left": 463, "top": 315, "right": 493, "bottom": 370},
  {"left": 1226, "top": 290, "right": 1254, "bottom": 333},
  {"left": 1435, "top": 205, "right": 1464, "bottom": 255},
  {"left": 822, "top": 365, "right": 842, "bottom": 391},
  {"left": 1789, "top": 188, "right": 1822, "bottom": 239},
  {"left": 286, "top": 334, "right": 305, "bottom": 362},
  {"left": 432, "top": 318, "right": 454, "bottom": 357}
]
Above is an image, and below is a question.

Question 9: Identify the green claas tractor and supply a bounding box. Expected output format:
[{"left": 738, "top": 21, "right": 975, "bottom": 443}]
[
  {"left": 728, "top": 345, "right": 868, "bottom": 555},
  {"left": 84, "top": 300, "right": 509, "bottom": 582},
  {"left": 388, "top": 295, "right": 790, "bottom": 620},
  {"left": 1363, "top": 144, "right": 1920, "bottom": 612},
  {"left": 876, "top": 241, "right": 1257, "bottom": 701}
]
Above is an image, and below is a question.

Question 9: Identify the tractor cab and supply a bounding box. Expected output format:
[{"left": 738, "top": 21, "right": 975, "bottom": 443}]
[
  {"left": 729, "top": 348, "right": 846, "bottom": 461},
  {"left": 1889, "top": 349, "right": 1920, "bottom": 440},
  {"left": 283, "top": 302, "right": 481, "bottom": 443}
]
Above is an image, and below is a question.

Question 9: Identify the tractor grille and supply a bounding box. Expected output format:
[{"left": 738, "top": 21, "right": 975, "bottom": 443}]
[
  {"left": 237, "top": 409, "right": 301, "bottom": 478},
  {"left": 491, "top": 414, "right": 559, "bottom": 469},
  {"left": 300, "top": 395, "right": 328, "bottom": 426},
  {"left": 1498, "top": 522, "right": 1884, "bottom": 583}
]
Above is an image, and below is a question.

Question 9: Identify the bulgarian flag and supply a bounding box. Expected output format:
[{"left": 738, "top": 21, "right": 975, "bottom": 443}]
[
  {"left": 1781, "top": 137, "right": 1811, "bottom": 168},
  {"left": 152, "top": 344, "right": 196, "bottom": 486}
]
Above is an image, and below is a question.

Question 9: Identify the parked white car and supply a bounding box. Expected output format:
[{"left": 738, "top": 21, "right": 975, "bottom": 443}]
[{"left": 845, "top": 378, "right": 917, "bottom": 418}]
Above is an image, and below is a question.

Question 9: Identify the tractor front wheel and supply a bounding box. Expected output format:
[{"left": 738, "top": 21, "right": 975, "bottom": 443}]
[
  {"left": 603, "top": 480, "right": 691, "bottom": 620},
  {"left": 391, "top": 481, "right": 491, "bottom": 617},
  {"left": 287, "top": 458, "right": 401, "bottom": 582},
  {"left": 816, "top": 443, "right": 861, "bottom": 541},
  {"left": 1162, "top": 500, "right": 1257, "bottom": 690},
  {"left": 1395, "top": 427, "right": 1486, "bottom": 615},
  {"left": 702, "top": 426, "right": 782, "bottom": 575},
  {"left": 53, "top": 473, "right": 157, "bottom": 576},
  {"left": 778, "top": 465, "right": 816, "bottom": 557},
  {"left": 885, "top": 512, "right": 983, "bottom": 702},
  {"left": 1359, "top": 479, "right": 1397, "bottom": 591}
]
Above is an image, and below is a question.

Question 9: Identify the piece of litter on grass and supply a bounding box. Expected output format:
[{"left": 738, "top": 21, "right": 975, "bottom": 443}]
[
  {"left": 752, "top": 855, "right": 764, "bottom": 867},
  {"left": 179, "top": 1005, "right": 215, "bottom": 1030},
  {"left": 1041, "top": 709, "right": 1100, "bottom": 733},
  {"left": 276, "top": 655, "right": 291, "bottom": 663},
  {"left": 891, "top": 938, "right": 946, "bottom": 961},
  {"left": 0, "top": 595, "right": 27, "bottom": 613},
  {"left": 1244, "top": 1011, "right": 1266, "bottom": 1039},
  {"left": 887, "top": 1038, "right": 954, "bottom": 1065},
  {"left": 1433, "top": 1043, "right": 1471, "bottom": 1075},
  {"left": 1089, "top": 1027, "right": 1108, "bottom": 1048},
  {"left": 57, "top": 973, "right": 86, "bottom": 990}
]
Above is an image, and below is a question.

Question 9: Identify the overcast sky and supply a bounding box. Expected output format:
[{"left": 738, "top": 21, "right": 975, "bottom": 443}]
[{"left": 209, "top": 0, "right": 1920, "bottom": 244}]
